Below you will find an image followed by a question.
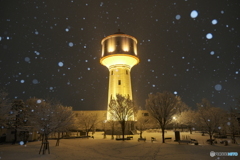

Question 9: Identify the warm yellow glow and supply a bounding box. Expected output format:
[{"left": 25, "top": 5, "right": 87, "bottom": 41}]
[
  {"left": 123, "top": 46, "right": 129, "bottom": 52},
  {"left": 122, "top": 37, "right": 129, "bottom": 52},
  {"left": 108, "top": 38, "right": 115, "bottom": 52},
  {"left": 101, "top": 33, "right": 139, "bottom": 121},
  {"left": 134, "top": 43, "right": 137, "bottom": 55},
  {"left": 100, "top": 54, "right": 139, "bottom": 68},
  {"left": 101, "top": 45, "right": 104, "bottom": 57},
  {"left": 107, "top": 112, "right": 135, "bottom": 121},
  {"left": 108, "top": 46, "right": 114, "bottom": 52}
]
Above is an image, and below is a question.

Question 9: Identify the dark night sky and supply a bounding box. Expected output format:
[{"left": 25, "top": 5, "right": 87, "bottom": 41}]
[{"left": 1, "top": 0, "right": 240, "bottom": 111}]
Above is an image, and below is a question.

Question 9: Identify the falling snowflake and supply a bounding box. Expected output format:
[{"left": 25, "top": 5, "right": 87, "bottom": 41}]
[
  {"left": 214, "top": 84, "right": 222, "bottom": 91},
  {"left": 19, "top": 141, "right": 24, "bottom": 145},
  {"left": 206, "top": 33, "right": 213, "bottom": 39},
  {"left": 58, "top": 62, "right": 64, "bottom": 67},
  {"left": 175, "top": 15, "right": 181, "bottom": 20},
  {"left": 25, "top": 57, "right": 30, "bottom": 62},
  {"left": 69, "top": 42, "right": 74, "bottom": 47},
  {"left": 190, "top": 10, "right": 198, "bottom": 18},
  {"left": 32, "top": 79, "right": 39, "bottom": 84},
  {"left": 211, "top": 19, "right": 218, "bottom": 25}
]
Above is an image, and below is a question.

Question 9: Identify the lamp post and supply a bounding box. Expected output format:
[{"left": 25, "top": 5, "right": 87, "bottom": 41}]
[
  {"left": 173, "top": 117, "right": 180, "bottom": 142},
  {"left": 103, "top": 120, "right": 107, "bottom": 139}
]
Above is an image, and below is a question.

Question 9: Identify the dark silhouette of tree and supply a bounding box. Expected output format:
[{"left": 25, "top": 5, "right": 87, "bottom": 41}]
[
  {"left": 108, "top": 94, "right": 138, "bottom": 140},
  {"left": 26, "top": 98, "right": 75, "bottom": 154},
  {"left": 77, "top": 111, "right": 99, "bottom": 137},
  {"left": 8, "top": 99, "right": 29, "bottom": 144},
  {"left": 26, "top": 98, "right": 55, "bottom": 154},
  {"left": 146, "top": 91, "right": 179, "bottom": 143},
  {"left": 196, "top": 98, "right": 225, "bottom": 145},
  {"left": 54, "top": 105, "right": 75, "bottom": 146},
  {"left": 226, "top": 105, "right": 240, "bottom": 144},
  {"left": 136, "top": 116, "right": 150, "bottom": 139},
  {"left": 107, "top": 119, "right": 117, "bottom": 139},
  {"left": 0, "top": 91, "right": 11, "bottom": 131}
]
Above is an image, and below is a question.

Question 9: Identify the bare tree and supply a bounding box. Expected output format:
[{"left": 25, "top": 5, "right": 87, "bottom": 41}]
[
  {"left": 26, "top": 98, "right": 56, "bottom": 154},
  {"left": 146, "top": 91, "right": 179, "bottom": 143},
  {"left": 172, "top": 100, "right": 189, "bottom": 131},
  {"left": 196, "top": 98, "right": 225, "bottom": 145},
  {"left": 77, "top": 111, "right": 99, "bottom": 137},
  {"left": 175, "top": 96, "right": 189, "bottom": 114},
  {"left": 177, "top": 109, "right": 196, "bottom": 134},
  {"left": 54, "top": 105, "right": 75, "bottom": 146},
  {"left": 8, "top": 99, "right": 29, "bottom": 144},
  {"left": 136, "top": 116, "right": 150, "bottom": 138},
  {"left": 0, "top": 91, "right": 11, "bottom": 130},
  {"left": 225, "top": 106, "right": 240, "bottom": 144},
  {"left": 107, "top": 119, "right": 117, "bottom": 139},
  {"left": 108, "top": 94, "right": 138, "bottom": 140}
]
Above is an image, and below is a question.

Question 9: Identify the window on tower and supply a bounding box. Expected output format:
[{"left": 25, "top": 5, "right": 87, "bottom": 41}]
[
  {"left": 126, "top": 70, "right": 128, "bottom": 75},
  {"left": 111, "top": 71, "right": 113, "bottom": 75},
  {"left": 142, "top": 113, "right": 149, "bottom": 116},
  {"left": 118, "top": 80, "right": 121, "bottom": 85}
]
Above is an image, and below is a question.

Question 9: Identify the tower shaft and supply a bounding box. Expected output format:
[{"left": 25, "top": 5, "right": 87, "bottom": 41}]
[{"left": 107, "top": 65, "right": 133, "bottom": 119}]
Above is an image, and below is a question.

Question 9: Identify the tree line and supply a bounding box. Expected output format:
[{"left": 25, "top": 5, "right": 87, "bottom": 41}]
[
  {"left": 143, "top": 91, "right": 240, "bottom": 144},
  {"left": 1, "top": 89, "right": 240, "bottom": 154},
  {"left": 0, "top": 90, "right": 99, "bottom": 154},
  {"left": 109, "top": 92, "right": 240, "bottom": 145}
]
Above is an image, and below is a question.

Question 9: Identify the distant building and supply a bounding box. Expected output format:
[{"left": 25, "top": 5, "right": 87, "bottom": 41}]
[{"left": 73, "top": 110, "right": 154, "bottom": 132}]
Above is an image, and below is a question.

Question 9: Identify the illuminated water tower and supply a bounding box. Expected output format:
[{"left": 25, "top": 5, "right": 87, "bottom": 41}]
[{"left": 100, "top": 30, "right": 139, "bottom": 120}]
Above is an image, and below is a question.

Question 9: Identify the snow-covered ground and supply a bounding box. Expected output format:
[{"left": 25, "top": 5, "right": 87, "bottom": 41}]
[{"left": 0, "top": 131, "right": 239, "bottom": 160}]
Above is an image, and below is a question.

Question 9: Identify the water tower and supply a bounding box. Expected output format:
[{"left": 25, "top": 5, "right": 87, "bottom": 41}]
[{"left": 100, "top": 30, "right": 139, "bottom": 120}]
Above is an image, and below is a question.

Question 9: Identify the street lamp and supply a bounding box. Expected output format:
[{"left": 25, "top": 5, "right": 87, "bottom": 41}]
[
  {"left": 173, "top": 117, "right": 177, "bottom": 131},
  {"left": 103, "top": 120, "right": 107, "bottom": 139}
]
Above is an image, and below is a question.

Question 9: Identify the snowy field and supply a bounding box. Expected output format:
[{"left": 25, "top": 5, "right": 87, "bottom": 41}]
[{"left": 0, "top": 131, "right": 239, "bottom": 160}]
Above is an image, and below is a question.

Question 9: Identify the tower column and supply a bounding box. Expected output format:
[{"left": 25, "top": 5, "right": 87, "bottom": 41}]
[{"left": 107, "top": 65, "right": 133, "bottom": 120}]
